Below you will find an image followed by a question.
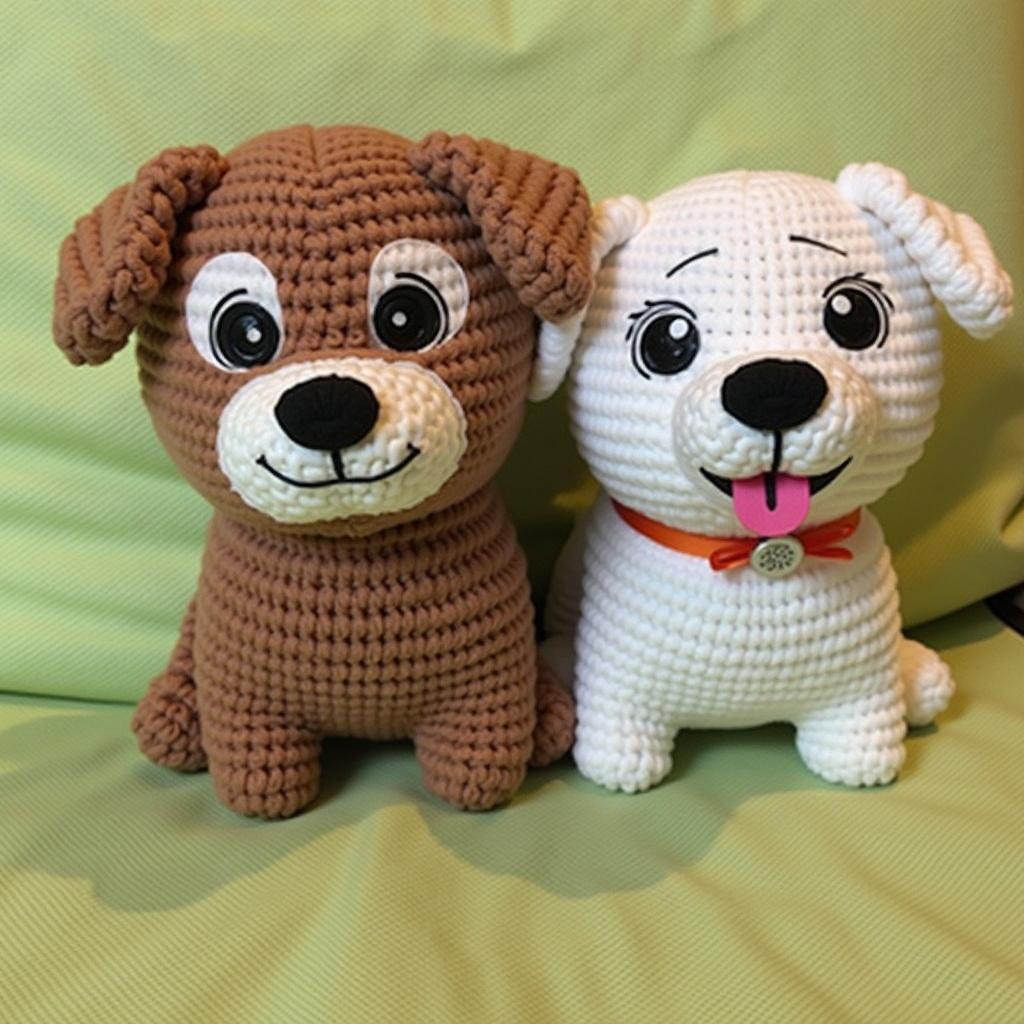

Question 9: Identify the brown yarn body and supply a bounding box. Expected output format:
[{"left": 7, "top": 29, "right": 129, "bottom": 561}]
[
  {"left": 135, "top": 486, "right": 572, "bottom": 815},
  {"left": 56, "top": 125, "right": 590, "bottom": 816},
  {"left": 204, "top": 487, "right": 549, "bottom": 813}
]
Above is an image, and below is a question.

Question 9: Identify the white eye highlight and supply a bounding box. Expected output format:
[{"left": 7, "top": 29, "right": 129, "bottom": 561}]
[
  {"left": 186, "top": 252, "right": 285, "bottom": 371},
  {"left": 367, "top": 239, "right": 469, "bottom": 351}
]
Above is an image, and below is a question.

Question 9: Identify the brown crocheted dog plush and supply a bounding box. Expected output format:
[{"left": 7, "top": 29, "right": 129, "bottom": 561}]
[{"left": 53, "top": 125, "right": 592, "bottom": 817}]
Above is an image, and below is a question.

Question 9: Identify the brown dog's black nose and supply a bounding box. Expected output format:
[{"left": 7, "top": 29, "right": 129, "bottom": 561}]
[
  {"left": 274, "top": 375, "right": 379, "bottom": 451},
  {"left": 721, "top": 358, "right": 828, "bottom": 432}
]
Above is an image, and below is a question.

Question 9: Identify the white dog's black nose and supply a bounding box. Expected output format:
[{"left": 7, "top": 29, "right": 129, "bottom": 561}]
[
  {"left": 721, "top": 358, "right": 828, "bottom": 432},
  {"left": 274, "top": 375, "right": 379, "bottom": 451}
]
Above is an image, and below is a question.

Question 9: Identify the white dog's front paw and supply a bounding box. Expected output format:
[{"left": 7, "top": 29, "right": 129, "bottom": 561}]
[
  {"left": 899, "top": 638, "right": 955, "bottom": 728},
  {"left": 796, "top": 731, "right": 905, "bottom": 787},
  {"left": 795, "top": 692, "right": 907, "bottom": 787},
  {"left": 573, "top": 713, "right": 675, "bottom": 794}
]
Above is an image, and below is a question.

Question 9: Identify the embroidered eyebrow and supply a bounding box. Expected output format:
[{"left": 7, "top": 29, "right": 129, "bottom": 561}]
[
  {"left": 666, "top": 248, "right": 719, "bottom": 278},
  {"left": 789, "top": 234, "right": 848, "bottom": 257}
]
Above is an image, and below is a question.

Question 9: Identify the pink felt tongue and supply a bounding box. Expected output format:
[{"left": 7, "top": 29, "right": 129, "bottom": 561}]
[{"left": 732, "top": 472, "right": 811, "bottom": 536}]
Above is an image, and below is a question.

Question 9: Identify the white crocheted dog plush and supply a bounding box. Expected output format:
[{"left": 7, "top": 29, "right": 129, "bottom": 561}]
[{"left": 537, "top": 164, "right": 1013, "bottom": 793}]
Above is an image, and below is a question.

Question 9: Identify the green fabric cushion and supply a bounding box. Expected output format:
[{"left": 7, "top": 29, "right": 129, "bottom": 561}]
[
  {"left": 4, "top": 8, "right": 1022, "bottom": 1020},
  {"left": 0, "top": 1, "right": 1022, "bottom": 704},
  {"left": 2, "top": 603, "right": 1021, "bottom": 1021}
]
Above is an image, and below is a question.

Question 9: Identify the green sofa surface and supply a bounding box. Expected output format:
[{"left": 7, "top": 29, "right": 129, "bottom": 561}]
[
  {"left": 2, "top": 2, "right": 1022, "bottom": 1020},
  {"left": 2, "top": 604, "right": 1022, "bottom": 1022}
]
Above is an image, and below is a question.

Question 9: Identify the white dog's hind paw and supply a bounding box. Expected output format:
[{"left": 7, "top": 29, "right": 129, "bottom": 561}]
[
  {"left": 900, "top": 638, "right": 955, "bottom": 728},
  {"left": 573, "top": 715, "right": 675, "bottom": 794}
]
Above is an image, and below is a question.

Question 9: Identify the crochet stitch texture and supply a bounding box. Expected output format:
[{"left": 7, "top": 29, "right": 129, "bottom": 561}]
[
  {"left": 543, "top": 166, "right": 1012, "bottom": 793},
  {"left": 53, "top": 125, "right": 591, "bottom": 816}
]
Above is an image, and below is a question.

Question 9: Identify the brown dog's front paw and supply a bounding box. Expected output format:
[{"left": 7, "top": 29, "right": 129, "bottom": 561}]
[
  {"left": 205, "top": 718, "right": 322, "bottom": 819},
  {"left": 212, "top": 761, "right": 321, "bottom": 820},
  {"left": 415, "top": 715, "right": 531, "bottom": 811},
  {"left": 419, "top": 757, "right": 527, "bottom": 812},
  {"left": 132, "top": 670, "right": 207, "bottom": 772}
]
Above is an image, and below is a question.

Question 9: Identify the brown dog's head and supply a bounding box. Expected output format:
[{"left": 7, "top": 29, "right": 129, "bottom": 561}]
[{"left": 53, "top": 125, "right": 591, "bottom": 535}]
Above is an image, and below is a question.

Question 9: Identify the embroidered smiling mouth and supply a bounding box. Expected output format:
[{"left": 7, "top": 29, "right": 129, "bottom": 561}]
[
  {"left": 256, "top": 444, "right": 420, "bottom": 488},
  {"left": 699, "top": 458, "right": 852, "bottom": 500}
]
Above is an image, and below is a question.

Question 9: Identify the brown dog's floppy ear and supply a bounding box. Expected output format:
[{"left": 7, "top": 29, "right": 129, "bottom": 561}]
[
  {"left": 53, "top": 144, "right": 226, "bottom": 366},
  {"left": 409, "top": 132, "right": 593, "bottom": 325}
]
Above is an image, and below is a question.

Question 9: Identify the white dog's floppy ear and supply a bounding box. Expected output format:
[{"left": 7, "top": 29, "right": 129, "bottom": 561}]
[
  {"left": 529, "top": 194, "right": 650, "bottom": 401},
  {"left": 836, "top": 163, "right": 1013, "bottom": 339}
]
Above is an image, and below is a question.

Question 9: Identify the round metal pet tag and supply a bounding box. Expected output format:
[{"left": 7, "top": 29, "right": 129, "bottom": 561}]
[{"left": 750, "top": 536, "right": 804, "bottom": 579}]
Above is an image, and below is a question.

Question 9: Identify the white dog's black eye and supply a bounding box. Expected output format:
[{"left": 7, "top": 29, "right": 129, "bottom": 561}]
[
  {"left": 372, "top": 274, "right": 448, "bottom": 352},
  {"left": 210, "top": 293, "right": 282, "bottom": 369},
  {"left": 823, "top": 276, "right": 892, "bottom": 350},
  {"left": 628, "top": 301, "right": 700, "bottom": 377}
]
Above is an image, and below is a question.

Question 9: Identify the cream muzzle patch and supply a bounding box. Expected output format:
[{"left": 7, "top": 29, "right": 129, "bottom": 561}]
[{"left": 217, "top": 357, "right": 467, "bottom": 523}]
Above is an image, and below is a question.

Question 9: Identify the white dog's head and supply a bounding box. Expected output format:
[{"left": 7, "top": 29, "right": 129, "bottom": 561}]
[{"left": 535, "top": 165, "right": 1013, "bottom": 537}]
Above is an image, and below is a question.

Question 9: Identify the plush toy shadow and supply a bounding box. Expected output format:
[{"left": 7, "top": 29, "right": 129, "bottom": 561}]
[{"left": 0, "top": 704, "right": 811, "bottom": 909}]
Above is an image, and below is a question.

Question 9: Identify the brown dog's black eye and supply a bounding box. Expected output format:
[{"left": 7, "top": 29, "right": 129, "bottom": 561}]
[
  {"left": 372, "top": 273, "right": 449, "bottom": 352},
  {"left": 211, "top": 296, "right": 281, "bottom": 369},
  {"left": 823, "top": 277, "right": 891, "bottom": 350}
]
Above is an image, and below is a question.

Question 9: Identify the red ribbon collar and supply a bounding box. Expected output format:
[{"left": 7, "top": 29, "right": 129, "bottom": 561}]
[{"left": 612, "top": 501, "right": 862, "bottom": 572}]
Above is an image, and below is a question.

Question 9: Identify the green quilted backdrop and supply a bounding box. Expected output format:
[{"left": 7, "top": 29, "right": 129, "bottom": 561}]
[
  {"left": 1, "top": 0, "right": 1021, "bottom": 707},
  {"left": 2, "top": 6, "right": 1023, "bottom": 1024}
]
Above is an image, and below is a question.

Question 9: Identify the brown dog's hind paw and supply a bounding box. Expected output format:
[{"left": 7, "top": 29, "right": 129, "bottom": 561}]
[
  {"left": 132, "top": 670, "right": 207, "bottom": 772},
  {"left": 528, "top": 659, "right": 576, "bottom": 768}
]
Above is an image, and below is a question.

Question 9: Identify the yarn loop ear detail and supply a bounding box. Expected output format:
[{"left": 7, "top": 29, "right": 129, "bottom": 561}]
[
  {"left": 53, "top": 144, "right": 226, "bottom": 366},
  {"left": 836, "top": 162, "right": 1012, "bottom": 339},
  {"left": 409, "top": 131, "right": 593, "bottom": 322},
  {"left": 530, "top": 194, "right": 649, "bottom": 401}
]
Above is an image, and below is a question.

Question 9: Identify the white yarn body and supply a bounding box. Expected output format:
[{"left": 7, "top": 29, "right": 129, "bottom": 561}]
[
  {"left": 538, "top": 165, "right": 1011, "bottom": 792},
  {"left": 545, "top": 496, "right": 953, "bottom": 792}
]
